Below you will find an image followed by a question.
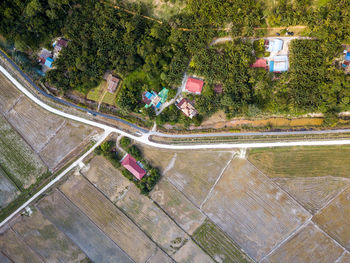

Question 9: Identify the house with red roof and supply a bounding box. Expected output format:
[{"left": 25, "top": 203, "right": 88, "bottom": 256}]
[
  {"left": 251, "top": 58, "right": 268, "bottom": 70},
  {"left": 121, "top": 154, "right": 146, "bottom": 180},
  {"left": 185, "top": 77, "right": 204, "bottom": 94}
]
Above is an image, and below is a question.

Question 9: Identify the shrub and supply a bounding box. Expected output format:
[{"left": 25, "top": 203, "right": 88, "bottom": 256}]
[{"left": 120, "top": 137, "right": 131, "bottom": 149}]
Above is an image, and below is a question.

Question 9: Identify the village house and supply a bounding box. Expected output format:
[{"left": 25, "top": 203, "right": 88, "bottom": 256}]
[
  {"left": 121, "top": 154, "right": 146, "bottom": 180},
  {"left": 251, "top": 58, "right": 268, "bottom": 70},
  {"left": 142, "top": 88, "right": 168, "bottom": 109},
  {"left": 175, "top": 97, "right": 198, "bottom": 118},
  {"left": 269, "top": 55, "right": 289, "bottom": 72},
  {"left": 184, "top": 77, "right": 204, "bottom": 94},
  {"left": 106, "top": 74, "right": 120, "bottom": 93},
  {"left": 53, "top": 38, "right": 68, "bottom": 58},
  {"left": 266, "top": 39, "right": 283, "bottom": 53}
]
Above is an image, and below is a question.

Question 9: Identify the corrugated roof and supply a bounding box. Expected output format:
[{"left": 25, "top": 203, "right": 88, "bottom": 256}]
[
  {"left": 121, "top": 154, "right": 146, "bottom": 180},
  {"left": 185, "top": 77, "right": 204, "bottom": 94}
]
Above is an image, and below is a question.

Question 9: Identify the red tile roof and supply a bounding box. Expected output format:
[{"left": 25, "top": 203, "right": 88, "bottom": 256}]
[
  {"left": 251, "top": 58, "right": 267, "bottom": 69},
  {"left": 121, "top": 154, "right": 146, "bottom": 180},
  {"left": 185, "top": 77, "right": 204, "bottom": 94},
  {"left": 57, "top": 39, "right": 68, "bottom": 48}
]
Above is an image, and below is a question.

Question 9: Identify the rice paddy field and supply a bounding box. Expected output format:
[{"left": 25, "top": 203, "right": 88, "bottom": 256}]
[
  {"left": 260, "top": 222, "right": 344, "bottom": 263},
  {"left": 0, "top": 114, "right": 47, "bottom": 189},
  {"left": 201, "top": 158, "right": 310, "bottom": 261},
  {"left": 248, "top": 146, "right": 350, "bottom": 178},
  {"left": 0, "top": 166, "right": 19, "bottom": 208},
  {"left": 193, "top": 219, "right": 254, "bottom": 263}
]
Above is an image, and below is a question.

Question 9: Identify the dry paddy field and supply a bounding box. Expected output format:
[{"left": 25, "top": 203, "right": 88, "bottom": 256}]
[
  {"left": 0, "top": 72, "right": 99, "bottom": 172},
  {"left": 0, "top": 113, "right": 47, "bottom": 189},
  {"left": 0, "top": 166, "right": 20, "bottom": 207},
  {"left": 9, "top": 209, "right": 87, "bottom": 262},
  {"left": 260, "top": 222, "right": 344, "bottom": 263},
  {"left": 201, "top": 158, "right": 310, "bottom": 261},
  {"left": 313, "top": 186, "right": 350, "bottom": 250},
  {"left": 37, "top": 190, "right": 133, "bottom": 263},
  {"left": 60, "top": 173, "right": 157, "bottom": 263}
]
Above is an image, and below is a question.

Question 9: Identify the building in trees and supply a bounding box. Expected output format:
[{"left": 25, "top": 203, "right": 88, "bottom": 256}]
[
  {"left": 214, "top": 84, "right": 223, "bottom": 94},
  {"left": 142, "top": 88, "right": 168, "bottom": 109},
  {"left": 267, "top": 39, "right": 283, "bottom": 52},
  {"left": 251, "top": 58, "right": 268, "bottom": 70},
  {"left": 53, "top": 38, "right": 68, "bottom": 58},
  {"left": 121, "top": 154, "right": 146, "bottom": 180},
  {"left": 175, "top": 97, "right": 198, "bottom": 118},
  {"left": 184, "top": 77, "right": 204, "bottom": 94},
  {"left": 106, "top": 74, "right": 120, "bottom": 93}
]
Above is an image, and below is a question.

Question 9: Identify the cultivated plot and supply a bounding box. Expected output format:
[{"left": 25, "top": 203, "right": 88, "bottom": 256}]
[
  {"left": 249, "top": 146, "right": 350, "bottom": 178},
  {"left": 0, "top": 114, "right": 47, "bottom": 189},
  {"left": 193, "top": 219, "right": 253, "bottom": 263},
  {"left": 39, "top": 121, "right": 96, "bottom": 169},
  {"left": 82, "top": 155, "right": 131, "bottom": 203},
  {"left": 117, "top": 183, "right": 188, "bottom": 255},
  {"left": 147, "top": 248, "right": 174, "bottom": 263},
  {"left": 0, "top": 227, "right": 44, "bottom": 263},
  {"left": 0, "top": 166, "right": 19, "bottom": 207},
  {"left": 313, "top": 186, "right": 350, "bottom": 250},
  {"left": 260, "top": 222, "right": 344, "bottom": 263},
  {"left": 201, "top": 158, "right": 310, "bottom": 261},
  {"left": 60, "top": 174, "right": 157, "bottom": 263},
  {"left": 11, "top": 209, "right": 87, "bottom": 262},
  {"left": 37, "top": 190, "right": 133, "bottom": 263},
  {"left": 172, "top": 239, "right": 214, "bottom": 263},
  {"left": 150, "top": 178, "right": 205, "bottom": 235},
  {"left": 273, "top": 176, "right": 350, "bottom": 214},
  {"left": 0, "top": 73, "right": 22, "bottom": 113},
  {"left": 164, "top": 150, "right": 234, "bottom": 206}
]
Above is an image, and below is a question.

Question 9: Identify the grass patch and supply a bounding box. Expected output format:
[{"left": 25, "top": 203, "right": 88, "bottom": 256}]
[
  {"left": 102, "top": 89, "right": 117, "bottom": 105},
  {"left": 87, "top": 81, "right": 106, "bottom": 102},
  {"left": 248, "top": 145, "right": 350, "bottom": 178},
  {"left": 193, "top": 218, "right": 253, "bottom": 263}
]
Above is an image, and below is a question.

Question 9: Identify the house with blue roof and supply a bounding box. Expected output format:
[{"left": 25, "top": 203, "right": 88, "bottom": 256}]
[
  {"left": 142, "top": 88, "right": 168, "bottom": 109},
  {"left": 44, "top": 57, "right": 54, "bottom": 68}
]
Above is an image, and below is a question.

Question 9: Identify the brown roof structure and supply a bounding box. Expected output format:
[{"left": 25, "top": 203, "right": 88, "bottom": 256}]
[
  {"left": 107, "top": 74, "right": 120, "bottom": 93},
  {"left": 214, "top": 84, "right": 223, "bottom": 94},
  {"left": 176, "top": 98, "right": 198, "bottom": 118}
]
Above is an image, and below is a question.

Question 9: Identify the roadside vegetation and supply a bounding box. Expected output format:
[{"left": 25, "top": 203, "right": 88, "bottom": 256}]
[{"left": 0, "top": 0, "right": 349, "bottom": 128}]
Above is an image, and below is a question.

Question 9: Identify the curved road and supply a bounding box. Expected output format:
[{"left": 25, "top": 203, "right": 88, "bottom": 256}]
[
  {"left": 2, "top": 49, "right": 350, "bottom": 139},
  {"left": 2, "top": 62, "right": 350, "bottom": 227}
]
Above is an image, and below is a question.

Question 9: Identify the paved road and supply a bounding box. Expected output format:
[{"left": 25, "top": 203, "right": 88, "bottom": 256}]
[{"left": 3, "top": 58, "right": 350, "bottom": 228}]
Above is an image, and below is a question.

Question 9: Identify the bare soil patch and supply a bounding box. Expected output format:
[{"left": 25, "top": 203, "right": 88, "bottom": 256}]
[
  {"left": 164, "top": 150, "right": 234, "bottom": 206},
  {"left": 313, "top": 186, "right": 350, "bottom": 250},
  {"left": 60, "top": 174, "right": 157, "bottom": 263},
  {"left": 0, "top": 73, "right": 22, "bottom": 114},
  {"left": 146, "top": 248, "right": 174, "bottom": 263},
  {"left": 0, "top": 228, "right": 44, "bottom": 263},
  {"left": 117, "top": 183, "right": 188, "bottom": 256},
  {"left": 150, "top": 178, "right": 205, "bottom": 235},
  {"left": 261, "top": 222, "right": 344, "bottom": 263},
  {"left": 273, "top": 176, "right": 350, "bottom": 214},
  {"left": 337, "top": 252, "right": 350, "bottom": 263},
  {"left": 11, "top": 209, "right": 87, "bottom": 262},
  {"left": 172, "top": 239, "right": 214, "bottom": 263},
  {"left": 82, "top": 155, "right": 131, "bottom": 203},
  {"left": 37, "top": 190, "right": 133, "bottom": 263},
  {"left": 201, "top": 158, "right": 310, "bottom": 261}
]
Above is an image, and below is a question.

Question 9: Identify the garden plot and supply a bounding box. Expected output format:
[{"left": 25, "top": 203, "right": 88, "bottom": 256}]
[
  {"left": 150, "top": 178, "right": 205, "bottom": 235},
  {"left": 60, "top": 174, "right": 157, "bottom": 263},
  {"left": 260, "top": 222, "right": 344, "bottom": 263},
  {"left": 39, "top": 121, "right": 96, "bottom": 170},
  {"left": 116, "top": 183, "right": 188, "bottom": 255},
  {"left": 249, "top": 146, "right": 350, "bottom": 178},
  {"left": 146, "top": 248, "right": 174, "bottom": 263},
  {"left": 201, "top": 158, "right": 310, "bottom": 261},
  {"left": 0, "top": 167, "right": 19, "bottom": 207},
  {"left": 193, "top": 219, "right": 253, "bottom": 263},
  {"left": 11, "top": 209, "right": 87, "bottom": 262},
  {"left": 313, "top": 186, "right": 350, "bottom": 250},
  {"left": 0, "top": 73, "right": 22, "bottom": 114},
  {"left": 172, "top": 239, "right": 214, "bottom": 263},
  {"left": 273, "top": 176, "right": 350, "bottom": 214},
  {"left": 37, "top": 190, "right": 133, "bottom": 263},
  {"left": 6, "top": 96, "right": 65, "bottom": 153},
  {"left": 0, "top": 114, "right": 47, "bottom": 189},
  {"left": 0, "top": 228, "right": 44, "bottom": 263},
  {"left": 164, "top": 150, "right": 234, "bottom": 206},
  {"left": 82, "top": 155, "right": 131, "bottom": 203}
]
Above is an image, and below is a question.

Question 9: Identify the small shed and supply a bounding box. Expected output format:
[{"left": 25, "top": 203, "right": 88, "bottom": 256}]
[
  {"left": 214, "top": 84, "right": 223, "bottom": 94},
  {"left": 107, "top": 74, "right": 120, "bottom": 93}
]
